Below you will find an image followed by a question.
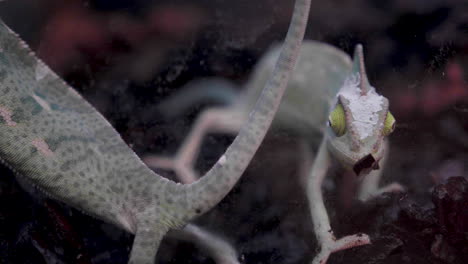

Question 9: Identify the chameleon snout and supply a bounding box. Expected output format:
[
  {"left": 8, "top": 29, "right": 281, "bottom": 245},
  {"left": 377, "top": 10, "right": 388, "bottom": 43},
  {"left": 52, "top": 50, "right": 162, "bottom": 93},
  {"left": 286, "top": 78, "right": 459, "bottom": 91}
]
[{"left": 353, "top": 154, "right": 380, "bottom": 176}]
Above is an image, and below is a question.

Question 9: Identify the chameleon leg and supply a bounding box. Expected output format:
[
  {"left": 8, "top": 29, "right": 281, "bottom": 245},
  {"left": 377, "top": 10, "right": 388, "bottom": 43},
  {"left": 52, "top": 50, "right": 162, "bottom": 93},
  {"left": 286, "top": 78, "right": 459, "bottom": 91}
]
[
  {"left": 357, "top": 142, "right": 405, "bottom": 201},
  {"left": 128, "top": 225, "right": 168, "bottom": 264},
  {"left": 307, "top": 140, "right": 370, "bottom": 264},
  {"left": 144, "top": 107, "right": 244, "bottom": 183}
]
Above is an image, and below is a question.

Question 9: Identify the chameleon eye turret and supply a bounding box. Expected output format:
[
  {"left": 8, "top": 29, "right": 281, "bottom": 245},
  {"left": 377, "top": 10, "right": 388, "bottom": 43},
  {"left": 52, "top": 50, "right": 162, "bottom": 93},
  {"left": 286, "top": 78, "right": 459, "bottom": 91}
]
[
  {"left": 383, "top": 111, "right": 396, "bottom": 136},
  {"left": 328, "top": 103, "right": 346, "bottom": 137}
]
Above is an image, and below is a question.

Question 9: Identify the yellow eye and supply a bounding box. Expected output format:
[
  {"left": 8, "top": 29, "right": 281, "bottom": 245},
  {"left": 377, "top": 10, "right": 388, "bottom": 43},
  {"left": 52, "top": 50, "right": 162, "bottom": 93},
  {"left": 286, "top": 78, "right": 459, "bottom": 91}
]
[
  {"left": 383, "top": 111, "right": 396, "bottom": 136},
  {"left": 328, "top": 103, "right": 346, "bottom": 136}
]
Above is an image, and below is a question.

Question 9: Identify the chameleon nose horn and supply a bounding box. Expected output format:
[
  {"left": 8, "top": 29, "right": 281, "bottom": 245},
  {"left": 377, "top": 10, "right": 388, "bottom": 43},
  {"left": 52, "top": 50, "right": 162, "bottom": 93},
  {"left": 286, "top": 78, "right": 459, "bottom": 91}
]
[{"left": 353, "top": 154, "right": 379, "bottom": 175}]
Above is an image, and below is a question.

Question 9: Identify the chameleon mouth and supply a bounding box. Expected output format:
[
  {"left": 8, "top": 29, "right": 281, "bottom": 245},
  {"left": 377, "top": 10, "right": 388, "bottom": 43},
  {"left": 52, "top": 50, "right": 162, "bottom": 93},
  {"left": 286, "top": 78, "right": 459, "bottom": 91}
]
[{"left": 353, "top": 154, "right": 379, "bottom": 176}]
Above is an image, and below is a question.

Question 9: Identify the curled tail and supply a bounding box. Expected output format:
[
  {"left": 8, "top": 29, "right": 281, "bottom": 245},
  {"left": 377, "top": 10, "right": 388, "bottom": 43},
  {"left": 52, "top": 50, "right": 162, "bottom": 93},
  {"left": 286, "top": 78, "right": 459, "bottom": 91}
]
[{"left": 177, "top": 0, "right": 312, "bottom": 220}]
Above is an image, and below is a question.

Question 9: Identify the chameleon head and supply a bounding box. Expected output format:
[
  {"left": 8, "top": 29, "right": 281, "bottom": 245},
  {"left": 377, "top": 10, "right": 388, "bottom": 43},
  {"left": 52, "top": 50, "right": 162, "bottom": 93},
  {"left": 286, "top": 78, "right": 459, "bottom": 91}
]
[{"left": 326, "top": 44, "right": 396, "bottom": 176}]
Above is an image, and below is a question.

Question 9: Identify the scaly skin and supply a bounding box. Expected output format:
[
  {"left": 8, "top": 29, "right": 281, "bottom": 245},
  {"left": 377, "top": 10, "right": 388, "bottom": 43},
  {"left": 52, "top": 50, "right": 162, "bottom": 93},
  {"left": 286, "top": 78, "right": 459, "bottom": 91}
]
[{"left": 0, "top": 0, "right": 311, "bottom": 263}]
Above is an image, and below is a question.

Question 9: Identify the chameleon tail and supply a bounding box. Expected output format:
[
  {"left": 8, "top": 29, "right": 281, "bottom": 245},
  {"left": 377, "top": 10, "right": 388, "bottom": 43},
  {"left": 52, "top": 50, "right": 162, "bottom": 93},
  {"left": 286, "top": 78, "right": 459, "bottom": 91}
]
[
  {"left": 178, "top": 0, "right": 311, "bottom": 220},
  {"left": 156, "top": 78, "right": 239, "bottom": 119}
]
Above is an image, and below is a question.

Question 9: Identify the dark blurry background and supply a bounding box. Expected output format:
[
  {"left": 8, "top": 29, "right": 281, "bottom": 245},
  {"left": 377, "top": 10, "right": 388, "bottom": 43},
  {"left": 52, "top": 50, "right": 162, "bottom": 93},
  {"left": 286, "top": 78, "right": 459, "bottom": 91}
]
[{"left": 0, "top": 0, "right": 467, "bottom": 263}]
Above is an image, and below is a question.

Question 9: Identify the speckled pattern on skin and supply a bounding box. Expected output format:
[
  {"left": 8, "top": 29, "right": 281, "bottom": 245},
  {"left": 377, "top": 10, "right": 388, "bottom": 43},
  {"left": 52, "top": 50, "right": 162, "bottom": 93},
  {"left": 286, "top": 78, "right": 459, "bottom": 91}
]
[{"left": 0, "top": 0, "right": 311, "bottom": 263}]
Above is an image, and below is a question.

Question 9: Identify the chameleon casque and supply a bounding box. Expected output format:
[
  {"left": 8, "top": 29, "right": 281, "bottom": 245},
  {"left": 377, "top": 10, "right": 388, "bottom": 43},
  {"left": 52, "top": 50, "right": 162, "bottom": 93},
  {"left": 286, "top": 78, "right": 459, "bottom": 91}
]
[
  {"left": 148, "top": 41, "right": 404, "bottom": 263},
  {"left": 0, "top": 0, "right": 311, "bottom": 263}
]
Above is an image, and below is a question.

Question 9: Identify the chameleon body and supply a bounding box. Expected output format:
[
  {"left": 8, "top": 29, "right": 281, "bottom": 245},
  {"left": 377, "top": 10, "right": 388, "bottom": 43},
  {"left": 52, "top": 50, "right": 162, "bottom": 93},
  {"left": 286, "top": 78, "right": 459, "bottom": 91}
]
[
  {"left": 151, "top": 41, "right": 402, "bottom": 263},
  {"left": 0, "top": 0, "right": 311, "bottom": 262}
]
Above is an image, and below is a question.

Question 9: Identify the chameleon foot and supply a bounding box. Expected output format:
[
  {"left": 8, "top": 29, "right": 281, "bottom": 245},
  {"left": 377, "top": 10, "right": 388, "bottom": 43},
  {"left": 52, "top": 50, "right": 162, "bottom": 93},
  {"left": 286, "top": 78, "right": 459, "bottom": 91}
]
[
  {"left": 312, "top": 233, "right": 370, "bottom": 264},
  {"left": 144, "top": 107, "right": 243, "bottom": 184}
]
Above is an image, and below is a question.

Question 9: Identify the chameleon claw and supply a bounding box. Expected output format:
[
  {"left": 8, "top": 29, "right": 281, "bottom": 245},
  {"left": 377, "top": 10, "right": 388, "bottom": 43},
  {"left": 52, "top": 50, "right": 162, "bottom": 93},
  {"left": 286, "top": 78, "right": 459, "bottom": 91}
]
[{"left": 312, "top": 233, "right": 371, "bottom": 264}]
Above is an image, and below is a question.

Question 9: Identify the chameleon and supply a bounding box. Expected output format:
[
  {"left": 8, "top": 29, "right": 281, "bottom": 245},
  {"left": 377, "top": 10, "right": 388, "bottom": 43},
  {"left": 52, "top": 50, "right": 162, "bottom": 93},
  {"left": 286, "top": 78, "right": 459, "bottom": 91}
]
[
  {"left": 0, "top": 0, "right": 311, "bottom": 263},
  {"left": 246, "top": 42, "right": 404, "bottom": 263},
  {"left": 146, "top": 41, "right": 404, "bottom": 263}
]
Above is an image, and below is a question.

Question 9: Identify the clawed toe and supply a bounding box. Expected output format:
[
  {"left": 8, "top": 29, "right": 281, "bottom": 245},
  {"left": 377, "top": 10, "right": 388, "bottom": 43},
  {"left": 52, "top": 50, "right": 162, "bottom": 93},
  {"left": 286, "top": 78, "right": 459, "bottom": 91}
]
[{"left": 312, "top": 233, "right": 371, "bottom": 264}]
